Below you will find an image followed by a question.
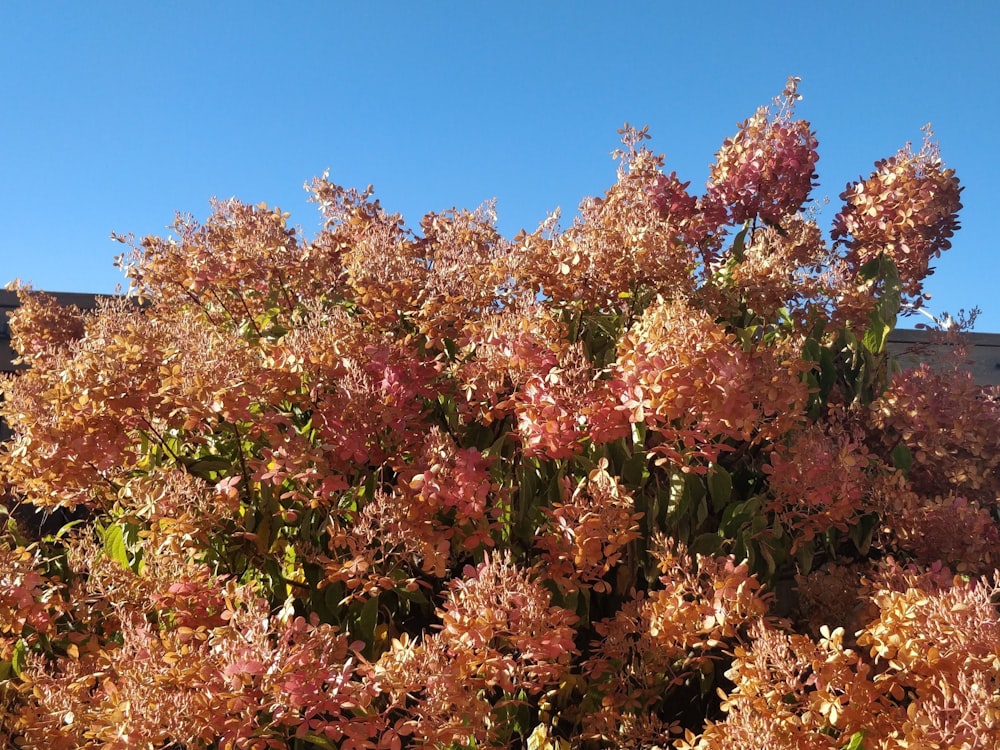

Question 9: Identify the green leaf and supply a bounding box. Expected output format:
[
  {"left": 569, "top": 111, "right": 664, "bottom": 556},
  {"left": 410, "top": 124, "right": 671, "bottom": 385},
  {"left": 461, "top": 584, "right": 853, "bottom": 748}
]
[
  {"left": 892, "top": 443, "right": 913, "bottom": 475},
  {"left": 737, "top": 531, "right": 753, "bottom": 569},
  {"left": 299, "top": 734, "right": 338, "bottom": 750},
  {"left": 795, "top": 543, "right": 815, "bottom": 575},
  {"left": 481, "top": 429, "right": 509, "bottom": 457},
  {"left": 757, "top": 539, "right": 778, "bottom": 577},
  {"left": 862, "top": 255, "right": 901, "bottom": 355},
  {"left": 879, "top": 294, "right": 899, "bottom": 329},
  {"left": 849, "top": 514, "right": 877, "bottom": 556},
  {"left": 621, "top": 452, "right": 647, "bottom": 488},
  {"left": 695, "top": 494, "right": 709, "bottom": 528},
  {"left": 11, "top": 639, "right": 27, "bottom": 678},
  {"left": 434, "top": 393, "right": 460, "bottom": 435},
  {"left": 841, "top": 731, "right": 866, "bottom": 750},
  {"left": 862, "top": 315, "right": 888, "bottom": 354},
  {"left": 690, "top": 532, "right": 722, "bottom": 556},
  {"left": 547, "top": 466, "right": 564, "bottom": 505},
  {"left": 667, "top": 471, "right": 689, "bottom": 520},
  {"left": 652, "top": 484, "right": 670, "bottom": 528},
  {"left": 323, "top": 582, "right": 346, "bottom": 621},
  {"left": 731, "top": 224, "right": 749, "bottom": 262},
  {"left": 44, "top": 517, "right": 87, "bottom": 543},
  {"left": 354, "top": 594, "right": 380, "bottom": 651},
  {"left": 395, "top": 584, "right": 429, "bottom": 607},
  {"left": 103, "top": 524, "right": 128, "bottom": 568},
  {"left": 857, "top": 257, "right": 882, "bottom": 281},
  {"left": 605, "top": 438, "right": 629, "bottom": 473},
  {"left": 698, "top": 659, "right": 716, "bottom": 697},
  {"left": 182, "top": 455, "right": 232, "bottom": 480},
  {"left": 818, "top": 346, "right": 837, "bottom": 396},
  {"left": 801, "top": 336, "right": 821, "bottom": 363},
  {"left": 719, "top": 497, "right": 756, "bottom": 538},
  {"left": 707, "top": 464, "right": 732, "bottom": 513},
  {"left": 685, "top": 472, "right": 706, "bottom": 510},
  {"left": 776, "top": 307, "right": 793, "bottom": 328},
  {"left": 519, "top": 463, "right": 540, "bottom": 509}
]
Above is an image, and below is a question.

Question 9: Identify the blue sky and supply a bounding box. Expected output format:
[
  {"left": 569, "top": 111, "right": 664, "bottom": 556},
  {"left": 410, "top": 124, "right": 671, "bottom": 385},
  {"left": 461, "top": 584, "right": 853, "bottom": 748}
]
[{"left": 2, "top": 3, "right": 998, "bottom": 330}]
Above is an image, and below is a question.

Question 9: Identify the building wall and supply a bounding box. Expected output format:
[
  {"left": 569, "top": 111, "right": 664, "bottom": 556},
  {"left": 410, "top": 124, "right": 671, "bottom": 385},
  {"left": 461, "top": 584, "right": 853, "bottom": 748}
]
[
  {"left": 885, "top": 328, "right": 1000, "bottom": 387},
  {"left": 1, "top": 291, "right": 112, "bottom": 441},
  {"left": 0, "top": 289, "right": 109, "bottom": 374},
  {"left": 0, "top": 292, "right": 19, "bottom": 375}
]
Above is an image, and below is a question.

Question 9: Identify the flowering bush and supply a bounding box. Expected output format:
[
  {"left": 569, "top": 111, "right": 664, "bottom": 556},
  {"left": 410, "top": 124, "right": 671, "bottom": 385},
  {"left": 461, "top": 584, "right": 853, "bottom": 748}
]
[{"left": 1, "top": 78, "right": 993, "bottom": 748}]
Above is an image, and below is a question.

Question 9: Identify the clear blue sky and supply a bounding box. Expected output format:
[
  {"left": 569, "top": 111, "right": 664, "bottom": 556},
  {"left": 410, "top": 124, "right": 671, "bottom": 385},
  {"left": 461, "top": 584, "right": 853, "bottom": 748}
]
[{"left": 2, "top": 3, "right": 998, "bottom": 330}]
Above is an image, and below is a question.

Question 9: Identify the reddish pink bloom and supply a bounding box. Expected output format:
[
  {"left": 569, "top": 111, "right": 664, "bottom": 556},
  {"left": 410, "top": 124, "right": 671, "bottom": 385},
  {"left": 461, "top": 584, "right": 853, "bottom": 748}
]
[{"left": 707, "top": 79, "right": 819, "bottom": 226}]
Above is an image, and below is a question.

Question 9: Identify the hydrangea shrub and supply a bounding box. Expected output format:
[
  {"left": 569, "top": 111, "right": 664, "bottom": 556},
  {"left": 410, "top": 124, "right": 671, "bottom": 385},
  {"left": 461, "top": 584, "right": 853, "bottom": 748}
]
[{"left": 2, "top": 79, "right": 994, "bottom": 749}]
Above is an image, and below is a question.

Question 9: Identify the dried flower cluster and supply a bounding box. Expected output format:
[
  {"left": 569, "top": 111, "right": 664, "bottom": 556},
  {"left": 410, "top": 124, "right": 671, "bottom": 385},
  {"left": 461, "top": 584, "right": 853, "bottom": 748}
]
[
  {"left": 833, "top": 128, "right": 963, "bottom": 300},
  {"left": 707, "top": 79, "right": 819, "bottom": 226},
  {"left": 1, "top": 79, "right": 990, "bottom": 748}
]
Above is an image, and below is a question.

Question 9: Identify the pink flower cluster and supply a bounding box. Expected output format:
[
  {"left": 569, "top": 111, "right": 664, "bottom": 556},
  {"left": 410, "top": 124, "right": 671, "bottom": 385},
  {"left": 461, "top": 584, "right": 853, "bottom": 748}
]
[
  {"left": 707, "top": 87, "right": 819, "bottom": 226},
  {"left": 833, "top": 131, "right": 962, "bottom": 299}
]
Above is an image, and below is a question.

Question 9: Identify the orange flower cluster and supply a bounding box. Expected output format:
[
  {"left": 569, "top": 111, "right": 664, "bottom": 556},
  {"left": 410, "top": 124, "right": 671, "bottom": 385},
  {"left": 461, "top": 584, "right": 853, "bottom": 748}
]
[
  {"left": 581, "top": 541, "right": 771, "bottom": 744},
  {"left": 20, "top": 585, "right": 377, "bottom": 750},
  {"left": 512, "top": 344, "right": 614, "bottom": 460},
  {"left": 765, "top": 415, "right": 877, "bottom": 547},
  {"left": 720, "top": 214, "right": 831, "bottom": 324},
  {"left": 612, "top": 298, "right": 808, "bottom": 468},
  {"left": 513, "top": 138, "right": 700, "bottom": 308},
  {"left": 833, "top": 129, "right": 963, "bottom": 300},
  {"left": 451, "top": 303, "right": 568, "bottom": 424},
  {"left": 372, "top": 554, "right": 576, "bottom": 747},
  {"left": 536, "top": 461, "right": 643, "bottom": 592},
  {"left": 685, "top": 571, "right": 1000, "bottom": 749},
  {"left": 872, "top": 364, "right": 1000, "bottom": 503},
  {"left": 0, "top": 544, "right": 55, "bottom": 648},
  {"left": 3, "top": 285, "right": 84, "bottom": 364}
]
